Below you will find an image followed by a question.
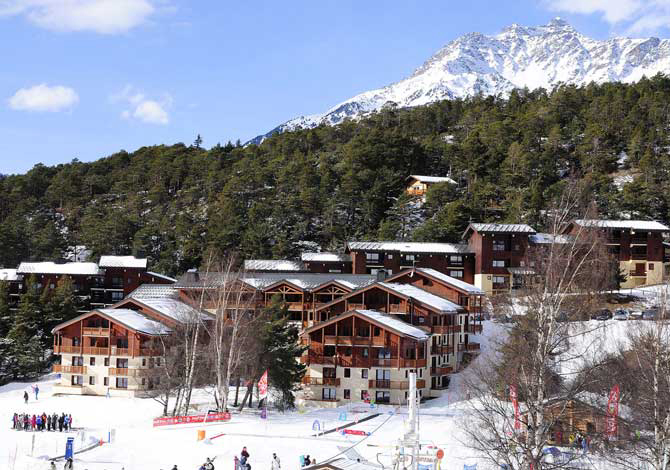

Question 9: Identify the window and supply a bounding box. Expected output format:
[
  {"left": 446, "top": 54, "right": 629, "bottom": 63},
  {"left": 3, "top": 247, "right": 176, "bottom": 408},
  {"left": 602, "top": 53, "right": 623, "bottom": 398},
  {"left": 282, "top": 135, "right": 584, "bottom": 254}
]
[
  {"left": 104, "top": 358, "right": 109, "bottom": 367},
  {"left": 378, "top": 348, "right": 391, "bottom": 359},
  {"left": 649, "top": 263, "right": 655, "bottom": 271},
  {"left": 322, "top": 388, "right": 336, "bottom": 400},
  {"left": 344, "top": 368, "right": 351, "bottom": 378},
  {"left": 72, "top": 356, "right": 83, "bottom": 366},
  {"left": 72, "top": 375, "right": 83, "bottom": 386},
  {"left": 493, "top": 276, "right": 506, "bottom": 285},
  {"left": 449, "top": 255, "right": 463, "bottom": 264},
  {"left": 156, "top": 358, "right": 161, "bottom": 367},
  {"left": 141, "top": 378, "right": 146, "bottom": 386},
  {"left": 103, "top": 377, "right": 108, "bottom": 386},
  {"left": 323, "top": 368, "right": 336, "bottom": 378},
  {"left": 362, "top": 348, "right": 369, "bottom": 358},
  {"left": 492, "top": 260, "right": 505, "bottom": 268},
  {"left": 111, "top": 291, "right": 124, "bottom": 302},
  {"left": 344, "top": 348, "right": 352, "bottom": 357},
  {"left": 361, "top": 369, "right": 368, "bottom": 379},
  {"left": 142, "top": 359, "right": 146, "bottom": 367},
  {"left": 376, "top": 369, "right": 391, "bottom": 380},
  {"left": 111, "top": 276, "right": 123, "bottom": 288},
  {"left": 361, "top": 390, "right": 370, "bottom": 401},
  {"left": 116, "top": 358, "right": 128, "bottom": 369},
  {"left": 404, "top": 254, "right": 415, "bottom": 262},
  {"left": 344, "top": 389, "right": 351, "bottom": 400},
  {"left": 89, "top": 376, "right": 95, "bottom": 385},
  {"left": 365, "top": 252, "right": 380, "bottom": 263},
  {"left": 116, "top": 377, "right": 128, "bottom": 389},
  {"left": 387, "top": 254, "right": 394, "bottom": 260},
  {"left": 89, "top": 357, "right": 95, "bottom": 366},
  {"left": 493, "top": 240, "right": 506, "bottom": 251},
  {"left": 449, "top": 270, "right": 463, "bottom": 278},
  {"left": 375, "top": 391, "right": 390, "bottom": 403}
]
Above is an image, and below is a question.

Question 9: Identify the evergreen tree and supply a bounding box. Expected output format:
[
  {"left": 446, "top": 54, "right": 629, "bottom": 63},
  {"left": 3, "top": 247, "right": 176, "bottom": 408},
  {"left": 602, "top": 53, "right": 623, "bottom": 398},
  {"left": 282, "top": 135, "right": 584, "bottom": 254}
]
[
  {"left": 260, "top": 301, "right": 307, "bottom": 410},
  {"left": 0, "top": 280, "right": 11, "bottom": 337},
  {"left": 6, "top": 275, "right": 45, "bottom": 379}
]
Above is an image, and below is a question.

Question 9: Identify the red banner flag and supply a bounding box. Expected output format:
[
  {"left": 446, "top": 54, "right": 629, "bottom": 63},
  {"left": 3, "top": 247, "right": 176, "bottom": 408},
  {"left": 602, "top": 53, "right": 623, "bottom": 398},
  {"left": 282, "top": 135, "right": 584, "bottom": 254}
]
[
  {"left": 258, "top": 370, "right": 268, "bottom": 401},
  {"left": 510, "top": 385, "right": 521, "bottom": 431},
  {"left": 605, "top": 385, "right": 620, "bottom": 439}
]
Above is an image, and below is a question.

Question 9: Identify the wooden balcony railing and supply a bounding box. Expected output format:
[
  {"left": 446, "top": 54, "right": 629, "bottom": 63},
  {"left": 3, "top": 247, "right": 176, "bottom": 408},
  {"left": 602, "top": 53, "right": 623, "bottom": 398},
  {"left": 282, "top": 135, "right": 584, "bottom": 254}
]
[
  {"left": 368, "top": 379, "right": 426, "bottom": 389},
  {"left": 54, "top": 345, "right": 83, "bottom": 354},
  {"left": 346, "top": 303, "right": 366, "bottom": 310},
  {"left": 467, "top": 324, "right": 483, "bottom": 334},
  {"left": 323, "top": 335, "right": 386, "bottom": 346},
  {"left": 430, "top": 345, "right": 451, "bottom": 355},
  {"left": 388, "top": 304, "right": 407, "bottom": 313},
  {"left": 82, "top": 346, "right": 110, "bottom": 355},
  {"left": 430, "top": 366, "right": 453, "bottom": 375},
  {"left": 300, "top": 355, "right": 337, "bottom": 365},
  {"left": 108, "top": 368, "right": 144, "bottom": 377},
  {"left": 82, "top": 327, "right": 110, "bottom": 336},
  {"left": 432, "top": 325, "right": 460, "bottom": 334},
  {"left": 53, "top": 365, "right": 87, "bottom": 374},
  {"left": 466, "top": 343, "right": 481, "bottom": 351},
  {"left": 301, "top": 377, "right": 340, "bottom": 386}
]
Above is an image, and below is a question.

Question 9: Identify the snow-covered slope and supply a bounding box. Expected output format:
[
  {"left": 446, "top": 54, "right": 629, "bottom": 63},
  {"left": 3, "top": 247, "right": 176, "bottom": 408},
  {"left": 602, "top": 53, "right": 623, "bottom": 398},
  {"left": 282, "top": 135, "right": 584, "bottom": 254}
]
[{"left": 250, "top": 18, "right": 670, "bottom": 144}]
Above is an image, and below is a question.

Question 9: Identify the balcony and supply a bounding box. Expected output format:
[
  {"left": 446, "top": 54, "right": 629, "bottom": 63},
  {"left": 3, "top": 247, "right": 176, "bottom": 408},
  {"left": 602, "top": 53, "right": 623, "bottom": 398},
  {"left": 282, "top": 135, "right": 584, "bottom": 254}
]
[
  {"left": 388, "top": 304, "right": 408, "bottom": 314},
  {"left": 368, "top": 379, "right": 426, "bottom": 389},
  {"left": 323, "top": 335, "right": 386, "bottom": 346},
  {"left": 82, "top": 346, "right": 110, "bottom": 355},
  {"left": 432, "top": 325, "right": 460, "bottom": 334},
  {"left": 346, "top": 303, "right": 366, "bottom": 310},
  {"left": 108, "top": 368, "right": 144, "bottom": 377},
  {"left": 54, "top": 345, "right": 83, "bottom": 354},
  {"left": 82, "top": 327, "right": 110, "bottom": 336},
  {"left": 467, "top": 324, "right": 483, "bottom": 334},
  {"left": 466, "top": 343, "right": 481, "bottom": 352},
  {"left": 430, "top": 366, "right": 453, "bottom": 375},
  {"left": 285, "top": 302, "right": 305, "bottom": 311},
  {"left": 53, "top": 365, "right": 87, "bottom": 374},
  {"left": 300, "top": 354, "right": 337, "bottom": 365},
  {"left": 301, "top": 377, "right": 340, "bottom": 386},
  {"left": 370, "top": 358, "right": 427, "bottom": 368},
  {"left": 430, "top": 345, "right": 451, "bottom": 355}
]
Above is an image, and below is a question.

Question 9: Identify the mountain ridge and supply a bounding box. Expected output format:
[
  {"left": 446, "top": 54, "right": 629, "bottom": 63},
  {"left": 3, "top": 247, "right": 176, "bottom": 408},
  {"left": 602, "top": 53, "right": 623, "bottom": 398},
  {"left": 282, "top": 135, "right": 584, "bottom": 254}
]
[{"left": 248, "top": 18, "right": 670, "bottom": 145}]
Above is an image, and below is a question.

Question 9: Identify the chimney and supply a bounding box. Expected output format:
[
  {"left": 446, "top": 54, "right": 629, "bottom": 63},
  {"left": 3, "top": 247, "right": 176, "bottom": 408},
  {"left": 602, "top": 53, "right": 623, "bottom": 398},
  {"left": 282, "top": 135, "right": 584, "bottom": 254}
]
[{"left": 183, "top": 268, "right": 200, "bottom": 283}]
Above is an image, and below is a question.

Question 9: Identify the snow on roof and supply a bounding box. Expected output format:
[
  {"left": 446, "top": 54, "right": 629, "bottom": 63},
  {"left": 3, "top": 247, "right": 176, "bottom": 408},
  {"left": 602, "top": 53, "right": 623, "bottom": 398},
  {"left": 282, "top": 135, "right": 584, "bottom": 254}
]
[
  {"left": 145, "top": 271, "right": 177, "bottom": 283},
  {"left": 408, "top": 175, "right": 457, "bottom": 185},
  {"left": 97, "top": 308, "right": 171, "bottom": 335},
  {"left": 128, "top": 284, "right": 179, "bottom": 300},
  {"left": 0, "top": 269, "right": 18, "bottom": 281},
  {"left": 133, "top": 298, "right": 211, "bottom": 323},
  {"left": 466, "top": 223, "right": 536, "bottom": 234},
  {"left": 529, "top": 233, "right": 574, "bottom": 244},
  {"left": 301, "top": 252, "right": 351, "bottom": 262},
  {"left": 573, "top": 219, "right": 670, "bottom": 231},
  {"left": 243, "top": 259, "right": 305, "bottom": 272},
  {"left": 347, "top": 241, "right": 471, "bottom": 254},
  {"left": 354, "top": 310, "right": 429, "bottom": 340},
  {"left": 378, "top": 282, "right": 463, "bottom": 313},
  {"left": 17, "top": 261, "right": 104, "bottom": 276},
  {"left": 574, "top": 392, "right": 633, "bottom": 421},
  {"left": 98, "top": 255, "right": 148, "bottom": 269},
  {"left": 244, "top": 273, "right": 377, "bottom": 291},
  {"left": 415, "top": 268, "right": 484, "bottom": 294}
]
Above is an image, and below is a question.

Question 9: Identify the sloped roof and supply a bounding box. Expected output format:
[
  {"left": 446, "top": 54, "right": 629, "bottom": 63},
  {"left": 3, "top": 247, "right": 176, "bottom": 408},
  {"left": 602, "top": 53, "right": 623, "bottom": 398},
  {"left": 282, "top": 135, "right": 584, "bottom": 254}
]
[
  {"left": 97, "top": 308, "right": 171, "bottom": 335},
  {"left": 414, "top": 268, "right": 484, "bottom": 294},
  {"left": 243, "top": 259, "right": 305, "bottom": 272},
  {"left": 301, "top": 252, "right": 351, "bottom": 262},
  {"left": 99, "top": 255, "right": 148, "bottom": 269},
  {"left": 303, "top": 309, "right": 429, "bottom": 341},
  {"left": 128, "top": 284, "right": 180, "bottom": 300},
  {"left": 378, "top": 282, "right": 463, "bottom": 313},
  {"left": 465, "top": 223, "right": 536, "bottom": 236},
  {"left": 245, "top": 273, "right": 377, "bottom": 291},
  {"left": 17, "top": 262, "right": 103, "bottom": 276},
  {"left": 129, "top": 297, "right": 212, "bottom": 323},
  {"left": 573, "top": 219, "right": 669, "bottom": 232},
  {"left": 408, "top": 175, "right": 457, "bottom": 185},
  {"left": 0, "top": 269, "right": 18, "bottom": 281},
  {"left": 145, "top": 271, "right": 177, "bottom": 283},
  {"left": 346, "top": 241, "right": 471, "bottom": 254}
]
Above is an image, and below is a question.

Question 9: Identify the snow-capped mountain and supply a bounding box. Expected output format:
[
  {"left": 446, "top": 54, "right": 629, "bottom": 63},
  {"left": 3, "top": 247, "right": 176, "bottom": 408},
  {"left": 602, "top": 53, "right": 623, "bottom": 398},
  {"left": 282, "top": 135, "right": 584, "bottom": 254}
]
[{"left": 249, "top": 18, "right": 670, "bottom": 144}]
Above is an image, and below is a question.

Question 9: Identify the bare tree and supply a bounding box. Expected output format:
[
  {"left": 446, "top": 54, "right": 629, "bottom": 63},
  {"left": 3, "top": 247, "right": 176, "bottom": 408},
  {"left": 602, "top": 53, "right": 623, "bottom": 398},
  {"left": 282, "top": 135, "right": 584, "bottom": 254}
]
[
  {"left": 603, "top": 286, "right": 670, "bottom": 470},
  {"left": 462, "top": 182, "right": 615, "bottom": 469}
]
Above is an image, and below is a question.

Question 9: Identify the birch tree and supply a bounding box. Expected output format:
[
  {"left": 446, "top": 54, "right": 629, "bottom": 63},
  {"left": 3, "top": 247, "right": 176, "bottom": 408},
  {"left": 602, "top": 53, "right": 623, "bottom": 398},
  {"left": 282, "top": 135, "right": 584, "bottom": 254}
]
[{"left": 462, "top": 182, "right": 614, "bottom": 469}]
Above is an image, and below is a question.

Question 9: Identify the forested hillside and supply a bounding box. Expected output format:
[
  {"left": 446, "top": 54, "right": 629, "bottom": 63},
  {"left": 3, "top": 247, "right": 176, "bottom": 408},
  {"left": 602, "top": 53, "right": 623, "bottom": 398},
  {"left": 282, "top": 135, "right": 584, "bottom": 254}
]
[{"left": 2, "top": 75, "right": 670, "bottom": 276}]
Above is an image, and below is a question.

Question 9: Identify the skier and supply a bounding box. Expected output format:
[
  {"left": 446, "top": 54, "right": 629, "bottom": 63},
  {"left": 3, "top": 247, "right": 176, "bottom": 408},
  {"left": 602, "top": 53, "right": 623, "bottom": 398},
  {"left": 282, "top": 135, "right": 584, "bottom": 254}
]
[
  {"left": 63, "top": 457, "right": 73, "bottom": 470},
  {"left": 50, "top": 461, "right": 56, "bottom": 470},
  {"left": 34, "top": 384, "right": 39, "bottom": 400},
  {"left": 170, "top": 465, "right": 178, "bottom": 470},
  {"left": 271, "top": 453, "right": 281, "bottom": 470},
  {"left": 64, "top": 413, "right": 70, "bottom": 431},
  {"left": 58, "top": 414, "right": 64, "bottom": 432},
  {"left": 240, "top": 447, "right": 250, "bottom": 470},
  {"left": 23, "top": 391, "right": 28, "bottom": 404}
]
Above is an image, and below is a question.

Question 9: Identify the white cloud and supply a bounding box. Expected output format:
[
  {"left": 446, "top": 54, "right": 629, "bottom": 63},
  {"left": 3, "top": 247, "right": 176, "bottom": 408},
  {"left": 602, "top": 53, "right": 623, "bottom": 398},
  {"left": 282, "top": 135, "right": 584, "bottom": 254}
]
[
  {"left": 0, "top": 0, "right": 155, "bottom": 34},
  {"left": 8, "top": 84, "right": 79, "bottom": 112},
  {"left": 545, "top": 0, "right": 670, "bottom": 35},
  {"left": 112, "top": 85, "right": 171, "bottom": 125}
]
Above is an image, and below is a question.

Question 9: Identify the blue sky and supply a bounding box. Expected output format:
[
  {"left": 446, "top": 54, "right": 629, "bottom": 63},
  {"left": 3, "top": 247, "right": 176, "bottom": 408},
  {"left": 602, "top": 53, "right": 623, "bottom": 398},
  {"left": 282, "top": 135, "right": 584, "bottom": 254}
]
[{"left": 1, "top": 0, "right": 669, "bottom": 174}]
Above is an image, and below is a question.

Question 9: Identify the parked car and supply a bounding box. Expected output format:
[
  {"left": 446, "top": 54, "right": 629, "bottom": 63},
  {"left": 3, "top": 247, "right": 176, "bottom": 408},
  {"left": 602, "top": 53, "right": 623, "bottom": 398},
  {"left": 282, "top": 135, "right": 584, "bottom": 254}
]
[
  {"left": 629, "top": 310, "right": 643, "bottom": 320},
  {"left": 643, "top": 310, "right": 657, "bottom": 320},
  {"left": 612, "top": 310, "right": 629, "bottom": 321},
  {"left": 591, "top": 309, "right": 613, "bottom": 321}
]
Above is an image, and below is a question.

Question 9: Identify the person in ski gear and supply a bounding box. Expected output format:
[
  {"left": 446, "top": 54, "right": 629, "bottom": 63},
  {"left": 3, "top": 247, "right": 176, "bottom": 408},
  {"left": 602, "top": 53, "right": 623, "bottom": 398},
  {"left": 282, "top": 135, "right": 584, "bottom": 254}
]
[
  {"left": 240, "top": 447, "right": 250, "bottom": 470},
  {"left": 33, "top": 384, "right": 39, "bottom": 400},
  {"left": 203, "top": 457, "right": 215, "bottom": 470},
  {"left": 63, "top": 458, "right": 73, "bottom": 470},
  {"left": 271, "top": 453, "right": 281, "bottom": 470},
  {"left": 23, "top": 391, "right": 28, "bottom": 404},
  {"left": 50, "top": 461, "right": 56, "bottom": 470}
]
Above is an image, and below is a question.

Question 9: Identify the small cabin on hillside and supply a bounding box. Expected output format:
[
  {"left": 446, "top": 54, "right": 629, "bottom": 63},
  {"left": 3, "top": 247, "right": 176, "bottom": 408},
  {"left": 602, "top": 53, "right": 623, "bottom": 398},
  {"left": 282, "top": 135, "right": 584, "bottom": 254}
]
[{"left": 405, "top": 175, "right": 456, "bottom": 201}]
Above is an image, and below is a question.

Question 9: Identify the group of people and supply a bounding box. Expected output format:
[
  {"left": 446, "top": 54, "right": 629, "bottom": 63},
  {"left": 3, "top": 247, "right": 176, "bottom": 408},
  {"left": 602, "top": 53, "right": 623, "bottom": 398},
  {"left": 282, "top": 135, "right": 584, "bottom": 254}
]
[
  {"left": 48, "top": 458, "right": 73, "bottom": 470},
  {"left": 301, "top": 455, "right": 316, "bottom": 467},
  {"left": 12, "top": 412, "right": 73, "bottom": 432}
]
